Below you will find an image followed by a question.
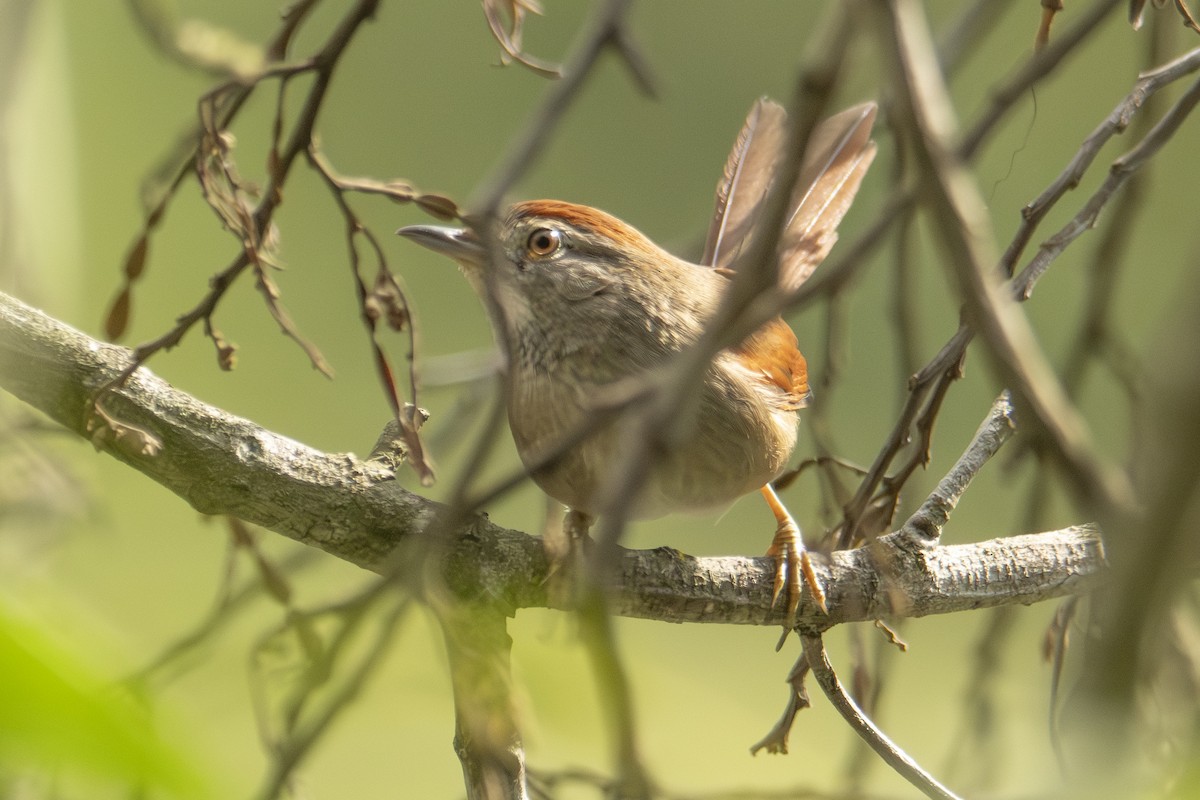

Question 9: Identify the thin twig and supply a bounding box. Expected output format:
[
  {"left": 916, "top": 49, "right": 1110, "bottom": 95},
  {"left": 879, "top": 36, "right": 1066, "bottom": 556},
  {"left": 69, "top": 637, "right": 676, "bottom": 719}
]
[
  {"left": 801, "top": 633, "right": 963, "bottom": 800},
  {"left": 940, "top": 605, "right": 1019, "bottom": 789},
  {"left": 899, "top": 392, "right": 1017, "bottom": 543},
  {"left": 472, "top": 0, "right": 653, "bottom": 214},
  {"left": 306, "top": 145, "right": 437, "bottom": 484},
  {"left": 748, "top": 650, "right": 811, "bottom": 756},
  {"left": 1045, "top": 595, "right": 1080, "bottom": 773},
  {"left": 577, "top": 586, "right": 653, "bottom": 799},
  {"left": 1000, "top": 42, "right": 1200, "bottom": 279},
  {"left": 100, "top": 0, "right": 381, "bottom": 389},
  {"left": 1013, "top": 69, "right": 1200, "bottom": 297},
  {"left": 881, "top": 0, "right": 1137, "bottom": 523},
  {"left": 957, "top": 0, "right": 1123, "bottom": 161},
  {"left": 126, "top": 545, "right": 320, "bottom": 690},
  {"left": 254, "top": 596, "right": 409, "bottom": 800}
]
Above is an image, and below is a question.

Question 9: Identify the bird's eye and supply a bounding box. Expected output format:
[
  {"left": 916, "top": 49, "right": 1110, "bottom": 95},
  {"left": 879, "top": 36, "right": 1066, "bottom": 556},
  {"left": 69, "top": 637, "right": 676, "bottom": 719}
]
[{"left": 526, "top": 228, "right": 561, "bottom": 257}]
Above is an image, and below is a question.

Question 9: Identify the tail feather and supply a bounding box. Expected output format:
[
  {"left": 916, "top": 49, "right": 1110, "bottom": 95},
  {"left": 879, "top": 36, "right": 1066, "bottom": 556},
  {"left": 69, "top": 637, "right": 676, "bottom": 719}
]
[{"left": 702, "top": 100, "right": 877, "bottom": 292}]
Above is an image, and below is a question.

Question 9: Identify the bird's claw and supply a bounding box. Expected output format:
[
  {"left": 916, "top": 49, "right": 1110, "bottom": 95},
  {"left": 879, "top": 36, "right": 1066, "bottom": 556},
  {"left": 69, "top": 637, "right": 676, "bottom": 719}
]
[{"left": 767, "top": 519, "right": 827, "bottom": 641}]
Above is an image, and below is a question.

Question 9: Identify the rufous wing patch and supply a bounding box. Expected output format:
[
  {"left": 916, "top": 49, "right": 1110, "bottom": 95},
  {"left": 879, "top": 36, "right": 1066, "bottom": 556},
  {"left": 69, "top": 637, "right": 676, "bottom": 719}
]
[{"left": 731, "top": 318, "right": 810, "bottom": 410}]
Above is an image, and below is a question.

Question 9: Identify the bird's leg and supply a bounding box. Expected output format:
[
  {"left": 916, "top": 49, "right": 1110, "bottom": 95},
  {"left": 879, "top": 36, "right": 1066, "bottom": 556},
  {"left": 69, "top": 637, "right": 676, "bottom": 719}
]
[
  {"left": 543, "top": 507, "right": 593, "bottom": 606},
  {"left": 761, "top": 484, "right": 827, "bottom": 630},
  {"left": 563, "top": 508, "right": 594, "bottom": 549}
]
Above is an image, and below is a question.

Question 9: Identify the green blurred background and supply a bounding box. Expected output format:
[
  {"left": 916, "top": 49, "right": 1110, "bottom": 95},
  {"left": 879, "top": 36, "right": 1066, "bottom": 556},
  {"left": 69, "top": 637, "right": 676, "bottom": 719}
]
[{"left": 3, "top": 1, "right": 1199, "bottom": 797}]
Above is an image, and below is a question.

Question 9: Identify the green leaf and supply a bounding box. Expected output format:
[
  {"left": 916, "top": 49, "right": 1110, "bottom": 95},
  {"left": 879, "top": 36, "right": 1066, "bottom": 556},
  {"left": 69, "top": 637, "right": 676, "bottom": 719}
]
[{"left": 0, "top": 602, "right": 209, "bottom": 796}]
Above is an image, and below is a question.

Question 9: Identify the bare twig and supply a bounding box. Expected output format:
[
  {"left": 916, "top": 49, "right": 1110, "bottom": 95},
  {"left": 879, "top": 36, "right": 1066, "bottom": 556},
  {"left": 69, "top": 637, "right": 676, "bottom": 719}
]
[
  {"left": 958, "top": 0, "right": 1122, "bottom": 161},
  {"left": 899, "top": 392, "right": 1018, "bottom": 543},
  {"left": 254, "top": 595, "right": 409, "bottom": 800},
  {"left": 800, "top": 632, "right": 962, "bottom": 800},
  {"left": 306, "top": 145, "right": 440, "bottom": 484},
  {"left": 1000, "top": 42, "right": 1200, "bottom": 280},
  {"left": 101, "top": 0, "right": 382, "bottom": 385},
  {"left": 1013, "top": 69, "right": 1200, "bottom": 297},
  {"left": 748, "top": 651, "right": 811, "bottom": 756},
  {"left": 942, "top": 605, "right": 1019, "bottom": 789},
  {"left": 472, "top": 0, "right": 654, "bottom": 214},
  {"left": 880, "top": 0, "right": 1136, "bottom": 524},
  {"left": 126, "top": 537, "right": 320, "bottom": 690},
  {"left": 577, "top": 586, "right": 653, "bottom": 799},
  {"left": 1045, "top": 595, "right": 1081, "bottom": 772}
]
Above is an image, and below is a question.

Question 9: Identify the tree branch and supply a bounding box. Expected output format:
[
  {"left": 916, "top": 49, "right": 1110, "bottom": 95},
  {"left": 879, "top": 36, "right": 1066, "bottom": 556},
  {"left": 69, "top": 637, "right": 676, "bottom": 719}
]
[
  {"left": 801, "top": 632, "right": 963, "bottom": 800},
  {"left": 0, "top": 290, "right": 1107, "bottom": 628},
  {"left": 878, "top": 0, "right": 1136, "bottom": 524}
]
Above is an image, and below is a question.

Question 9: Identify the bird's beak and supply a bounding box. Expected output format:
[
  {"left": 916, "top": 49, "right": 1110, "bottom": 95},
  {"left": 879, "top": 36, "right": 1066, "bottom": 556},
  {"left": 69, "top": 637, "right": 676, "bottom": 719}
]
[{"left": 395, "top": 224, "right": 486, "bottom": 268}]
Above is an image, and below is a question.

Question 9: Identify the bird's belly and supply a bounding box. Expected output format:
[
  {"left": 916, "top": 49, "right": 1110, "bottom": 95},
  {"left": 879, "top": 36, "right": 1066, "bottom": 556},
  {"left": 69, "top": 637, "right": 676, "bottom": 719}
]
[{"left": 508, "top": 367, "right": 797, "bottom": 518}]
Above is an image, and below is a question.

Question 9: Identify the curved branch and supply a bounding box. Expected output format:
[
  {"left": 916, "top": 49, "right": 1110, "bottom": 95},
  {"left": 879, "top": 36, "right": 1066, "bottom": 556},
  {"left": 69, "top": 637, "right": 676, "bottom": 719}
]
[
  {"left": 801, "top": 632, "right": 962, "bottom": 800},
  {"left": 0, "top": 290, "right": 1106, "bottom": 627}
]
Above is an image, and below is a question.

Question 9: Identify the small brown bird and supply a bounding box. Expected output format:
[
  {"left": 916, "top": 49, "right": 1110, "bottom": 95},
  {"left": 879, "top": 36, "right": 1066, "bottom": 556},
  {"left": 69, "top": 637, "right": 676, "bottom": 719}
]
[{"left": 398, "top": 100, "right": 876, "bottom": 622}]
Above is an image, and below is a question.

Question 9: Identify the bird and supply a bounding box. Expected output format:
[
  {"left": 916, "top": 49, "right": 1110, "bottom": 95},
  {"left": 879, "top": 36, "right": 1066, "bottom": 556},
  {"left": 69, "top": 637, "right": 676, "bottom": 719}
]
[{"left": 398, "top": 99, "right": 876, "bottom": 625}]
